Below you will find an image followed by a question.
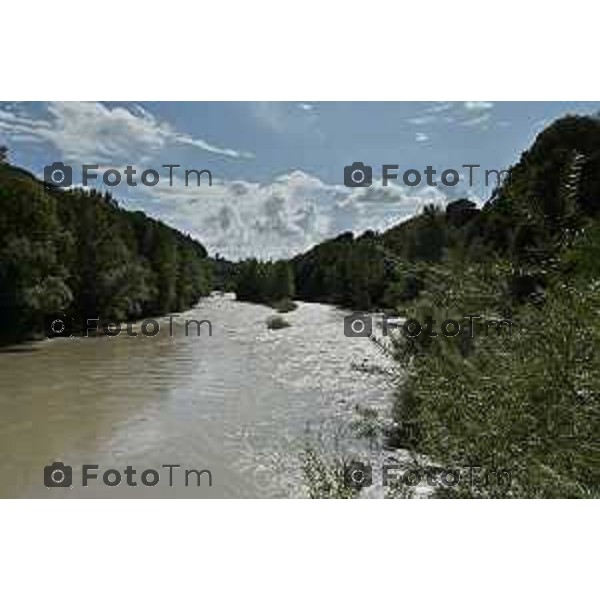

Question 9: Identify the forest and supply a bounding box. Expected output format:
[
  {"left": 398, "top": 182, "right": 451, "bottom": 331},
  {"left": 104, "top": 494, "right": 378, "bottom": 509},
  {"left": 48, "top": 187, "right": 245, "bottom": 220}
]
[{"left": 0, "top": 159, "right": 212, "bottom": 344}]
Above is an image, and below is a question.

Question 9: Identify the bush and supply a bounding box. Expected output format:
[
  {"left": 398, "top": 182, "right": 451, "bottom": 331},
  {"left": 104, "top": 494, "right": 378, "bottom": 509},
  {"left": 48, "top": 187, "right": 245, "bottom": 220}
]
[
  {"left": 266, "top": 315, "right": 291, "bottom": 330},
  {"left": 388, "top": 262, "right": 600, "bottom": 498}
]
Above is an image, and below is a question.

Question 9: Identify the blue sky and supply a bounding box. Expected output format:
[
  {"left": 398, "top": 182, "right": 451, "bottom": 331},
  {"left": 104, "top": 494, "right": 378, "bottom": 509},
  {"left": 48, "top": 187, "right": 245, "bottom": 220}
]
[{"left": 1, "top": 101, "right": 598, "bottom": 259}]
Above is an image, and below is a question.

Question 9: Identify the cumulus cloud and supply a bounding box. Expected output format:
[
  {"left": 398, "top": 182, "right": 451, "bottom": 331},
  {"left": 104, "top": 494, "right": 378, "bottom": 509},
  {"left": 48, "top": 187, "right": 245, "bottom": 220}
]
[{"left": 121, "top": 169, "right": 457, "bottom": 260}]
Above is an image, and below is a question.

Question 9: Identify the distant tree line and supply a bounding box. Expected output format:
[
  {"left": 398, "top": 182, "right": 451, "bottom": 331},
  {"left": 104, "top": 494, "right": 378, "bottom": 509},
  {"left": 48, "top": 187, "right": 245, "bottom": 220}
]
[{"left": 235, "top": 259, "right": 295, "bottom": 304}]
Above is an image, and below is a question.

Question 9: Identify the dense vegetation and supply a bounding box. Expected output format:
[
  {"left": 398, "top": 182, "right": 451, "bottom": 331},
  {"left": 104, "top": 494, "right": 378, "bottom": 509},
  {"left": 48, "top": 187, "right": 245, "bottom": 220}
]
[
  {"left": 384, "top": 244, "right": 600, "bottom": 498},
  {"left": 0, "top": 161, "right": 212, "bottom": 344},
  {"left": 297, "top": 115, "right": 600, "bottom": 498},
  {"left": 234, "top": 259, "right": 295, "bottom": 309}
]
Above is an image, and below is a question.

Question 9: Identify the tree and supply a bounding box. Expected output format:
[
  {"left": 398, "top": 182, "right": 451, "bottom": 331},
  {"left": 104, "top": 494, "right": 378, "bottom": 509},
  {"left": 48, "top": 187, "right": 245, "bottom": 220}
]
[{"left": 271, "top": 261, "right": 295, "bottom": 300}]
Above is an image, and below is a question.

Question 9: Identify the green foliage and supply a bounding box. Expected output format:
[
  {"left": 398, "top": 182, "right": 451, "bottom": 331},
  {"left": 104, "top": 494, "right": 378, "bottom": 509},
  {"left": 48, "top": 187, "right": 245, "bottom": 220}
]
[
  {"left": 0, "top": 163, "right": 212, "bottom": 343},
  {"left": 210, "top": 254, "right": 238, "bottom": 292},
  {"left": 292, "top": 231, "right": 387, "bottom": 309},
  {"left": 302, "top": 445, "right": 358, "bottom": 499},
  {"left": 235, "top": 259, "right": 294, "bottom": 305},
  {"left": 349, "top": 405, "right": 381, "bottom": 450},
  {"left": 388, "top": 256, "right": 600, "bottom": 498},
  {"left": 562, "top": 220, "right": 600, "bottom": 282}
]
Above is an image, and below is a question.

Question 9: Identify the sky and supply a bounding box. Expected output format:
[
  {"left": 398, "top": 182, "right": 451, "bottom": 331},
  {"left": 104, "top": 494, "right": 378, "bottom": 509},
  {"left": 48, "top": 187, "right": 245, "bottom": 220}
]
[{"left": 1, "top": 101, "right": 598, "bottom": 259}]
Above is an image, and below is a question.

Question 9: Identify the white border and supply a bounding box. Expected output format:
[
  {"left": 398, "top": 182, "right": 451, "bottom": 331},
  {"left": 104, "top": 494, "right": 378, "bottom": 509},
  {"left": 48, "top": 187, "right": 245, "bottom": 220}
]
[
  {"left": 2, "top": 0, "right": 599, "bottom": 99},
  {"left": 1, "top": 501, "right": 596, "bottom": 599}
]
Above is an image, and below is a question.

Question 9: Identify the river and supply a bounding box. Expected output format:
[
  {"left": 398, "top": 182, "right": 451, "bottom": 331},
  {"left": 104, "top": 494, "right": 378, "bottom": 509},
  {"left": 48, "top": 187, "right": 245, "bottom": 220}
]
[{"left": 0, "top": 294, "right": 396, "bottom": 498}]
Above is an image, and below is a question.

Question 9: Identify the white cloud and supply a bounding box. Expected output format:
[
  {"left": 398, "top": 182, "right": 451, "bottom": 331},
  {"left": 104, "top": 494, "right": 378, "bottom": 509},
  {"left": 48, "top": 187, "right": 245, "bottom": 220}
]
[
  {"left": 461, "top": 113, "right": 492, "bottom": 127},
  {"left": 408, "top": 115, "right": 437, "bottom": 126},
  {"left": 406, "top": 101, "right": 495, "bottom": 130},
  {"left": 121, "top": 169, "right": 455, "bottom": 260},
  {"left": 424, "top": 102, "right": 454, "bottom": 114},
  {"left": 169, "top": 132, "right": 253, "bottom": 159},
  {"left": 408, "top": 102, "right": 453, "bottom": 126},
  {"left": 0, "top": 102, "right": 253, "bottom": 162},
  {"left": 415, "top": 132, "right": 429, "bottom": 142},
  {"left": 459, "top": 101, "right": 494, "bottom": 128},
  {"left": 464, "top": 101, "right": 494, "bottom": 111}
]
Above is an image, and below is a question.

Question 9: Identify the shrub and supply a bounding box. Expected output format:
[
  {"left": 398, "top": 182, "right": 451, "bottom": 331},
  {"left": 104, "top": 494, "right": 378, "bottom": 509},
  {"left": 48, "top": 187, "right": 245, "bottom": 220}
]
[
  {"left": 266, "top": 315, "right": 291, "bottom": 330},
  {"left": 389, "top": 265, "right": 600, "bottom": 498}
]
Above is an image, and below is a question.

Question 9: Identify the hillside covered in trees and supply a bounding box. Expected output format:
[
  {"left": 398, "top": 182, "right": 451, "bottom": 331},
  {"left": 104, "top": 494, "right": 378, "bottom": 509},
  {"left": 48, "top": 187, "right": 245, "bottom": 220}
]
[
  {"left": 0, "top": 162, "right": 213, "bottom": 344},
  {"left": 291, "top": 115, "right": 600, "bottom": 311}
]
